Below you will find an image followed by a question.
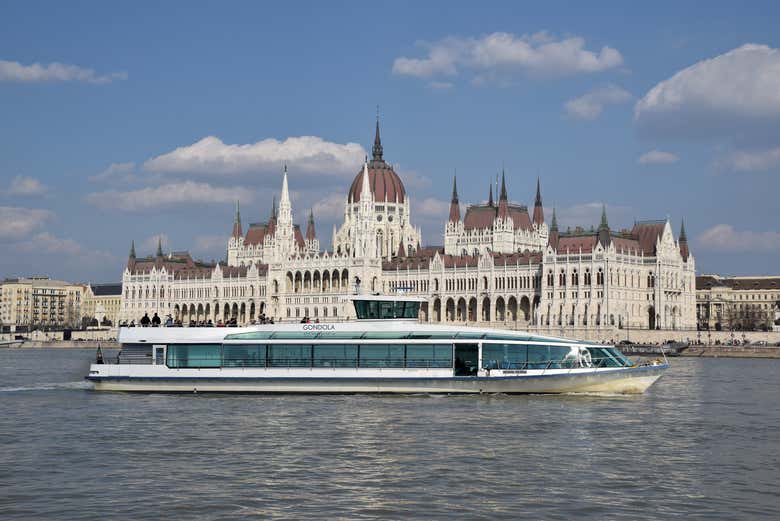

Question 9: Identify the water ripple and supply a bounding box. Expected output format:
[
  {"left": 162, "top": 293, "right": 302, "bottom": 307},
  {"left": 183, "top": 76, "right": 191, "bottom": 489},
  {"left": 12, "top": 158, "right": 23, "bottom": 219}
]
[{"left": 1, "top": 350, "right": 779, "bottom": 520}]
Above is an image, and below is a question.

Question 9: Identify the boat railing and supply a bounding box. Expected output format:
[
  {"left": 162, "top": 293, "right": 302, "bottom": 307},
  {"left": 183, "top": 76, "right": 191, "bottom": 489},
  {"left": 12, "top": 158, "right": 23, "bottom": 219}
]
[
  {"left": 482, "top": 356, "right": 626, "bottom": 372},
  {"left": 164, "top": 357, "right": 454, "bottom": 369}
]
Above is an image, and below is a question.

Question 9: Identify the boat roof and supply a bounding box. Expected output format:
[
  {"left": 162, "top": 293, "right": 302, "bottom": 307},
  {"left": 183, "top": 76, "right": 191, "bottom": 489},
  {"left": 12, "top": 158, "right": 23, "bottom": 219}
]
[
  {"left": 340, "top": 294, "right": 427, "bottom": 302},
  {"left": 118, "top": 321, "right": 607, "bottom": 348}
]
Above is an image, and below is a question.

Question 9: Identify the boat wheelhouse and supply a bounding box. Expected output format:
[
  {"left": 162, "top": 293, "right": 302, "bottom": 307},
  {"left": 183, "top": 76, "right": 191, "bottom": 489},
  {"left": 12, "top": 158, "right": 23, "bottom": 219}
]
[{"left": 86, "top": 296, "right": 667, "bottom": 394}]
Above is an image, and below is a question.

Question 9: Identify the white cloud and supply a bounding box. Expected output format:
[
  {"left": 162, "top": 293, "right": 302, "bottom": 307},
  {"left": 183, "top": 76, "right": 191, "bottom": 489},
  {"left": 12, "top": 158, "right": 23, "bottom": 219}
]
[
  {"left": 0, "top": 59, "right": 127, "bottom": 84},
  {"left": 143, "top": 136, "right": 365, "bottom": 178},
  {"left": 311, "top": 192, "right": 347, "bottom": 220},
  {"left": 85, "top": 181, "right": 254, "bottom": 212},
  {"left": 89, "top": 162, "right": 136, "bottom": 182},
  {"left": 16, "top": 232, "right": 116, "bottom": 265},
  {"left": 565, "top": 85, "right": 632, "bottom": 120},
  {"left": 638, "top": 150, "right": 679, "bottom": 165},
  {"left": 0, "top": 207, "right": 53, "bottom": 238},
  {"left": 697, "top": 224, "right": 780, "bottom": 252},
  {"left": 715, "top": 147, "right": 780, "bottom": 172},
  {"left": 7, "top": 175, "right": 48, "bottom": 195},
  {"left": 414, "top": 197, "right": 450, "bottom": 218},
  {"left": 634, "top": 44, "right": 780, "bottom": 137},
  {"left": 393, "top": 31, "right": 623, "bottom": 82}
]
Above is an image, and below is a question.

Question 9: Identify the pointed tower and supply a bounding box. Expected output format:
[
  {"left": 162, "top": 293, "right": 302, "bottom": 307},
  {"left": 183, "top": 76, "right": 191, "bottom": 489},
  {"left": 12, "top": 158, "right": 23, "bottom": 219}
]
[
  {"left": 303, "top": 208, "right": 319, "bottom": 255},
  {"left": 444, "top": 174, "right": 465, "bottom": 255},
  {"left": 488, "top": 184, "right": 494, "bottom": 207},
  {"left": 127, "top": 240, "right": 136, "bottom": 270},
  {"left": 497, "top": 170, "right": 509, "bottom": 219},
  {"left": 397, "top": 240, "right": 406, "bottom": 258},
  {"left": 679, "top": 219, "right": 690, "bottom": 261},
  {"left": 275, "top": 165, "right": 295, "bottom": 256},
  {"left": 532, "top": 178, "right": 544, "bottom": 225},
  {"left": 306, "top": 209, "right": 316, "bottom": 241},
  {"left": 232, "top": 200, "right": 243, "bottom": 239},
  {"left": 372, "top": 116, "right": 383, "bottom": 161},
  {"left": 448, "top": 176, "right": 461, "bottom": 223},
  {"left": 156, "top": 236, "right": 163, "bottom": 257},
  {"left": 598, "top": 204, "right": 611, "bottom": 247},
  {"left": 548, "top": 208, "right": 560, "bottom": 249}
]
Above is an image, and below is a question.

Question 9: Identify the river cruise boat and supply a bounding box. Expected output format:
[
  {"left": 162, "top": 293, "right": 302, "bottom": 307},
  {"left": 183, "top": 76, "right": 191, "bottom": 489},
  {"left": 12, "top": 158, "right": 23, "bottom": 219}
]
[{"left": 86, "top": 296, "right": 667, "bottom": 394}]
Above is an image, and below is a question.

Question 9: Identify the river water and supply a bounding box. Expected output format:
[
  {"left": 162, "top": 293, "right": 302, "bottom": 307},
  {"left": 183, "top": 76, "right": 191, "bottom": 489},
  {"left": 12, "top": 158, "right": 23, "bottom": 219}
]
[{"left": 0, "top": 349, "right": 778, "bottom": 520}]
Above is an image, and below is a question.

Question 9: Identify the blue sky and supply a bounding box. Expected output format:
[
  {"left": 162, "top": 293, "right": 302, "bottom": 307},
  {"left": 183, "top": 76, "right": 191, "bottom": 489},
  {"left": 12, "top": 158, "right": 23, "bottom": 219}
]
[{"left": 2, "top": 0, "right": 780, "bottom": 282}]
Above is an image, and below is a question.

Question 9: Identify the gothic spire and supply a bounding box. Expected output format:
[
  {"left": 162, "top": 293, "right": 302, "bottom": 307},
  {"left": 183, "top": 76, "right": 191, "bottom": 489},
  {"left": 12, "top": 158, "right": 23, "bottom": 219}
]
[
  {"left": 232, "top": 200, "right": 243, "bottom": 239},
  {"left": 280, "top": 164, "right": 290, "bottom": 207},
  {"left": 532, "top": 177, "right": 544, "bottom": 225},
  {"left": 488, "top": 183, "right": 494, "bottom": 207},
  {"left": 598, "top": 204, "right": 611, "bottom": 247},
  {"left": 156, "top": 236, "right": 163, "bottom": 257},
  {"left": 270, "top": 195, "right": 277, "bottom": 221},
  {"left": 499, "top": 169, "right": 508, "bottom": 202},
  {"left": 449, "top": 175, "right": 461, "bottom": 223},
  {"left": 548, "top": 208, "right": 559, "bottom": 249},
  {"left": 306, "top": 209, "right": 316, "bottom": 241},
  {"left": 129, "top": 239, "right": 136, "bottom": 259},
  {"left": 372, "top": 115, "right": 383, "bottom": 161},
  {"left": 599, "top": 204, "right": 609, "bottom": 230},
  {"left": 679, "top": 218, "right": 690, "bottom": 261}
]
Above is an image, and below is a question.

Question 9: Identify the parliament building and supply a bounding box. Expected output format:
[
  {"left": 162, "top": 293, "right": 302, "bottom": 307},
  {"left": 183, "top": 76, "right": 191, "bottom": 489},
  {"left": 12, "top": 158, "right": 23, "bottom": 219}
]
[{"left": 120, "top": 121, "right": 697, "bottom": 334}]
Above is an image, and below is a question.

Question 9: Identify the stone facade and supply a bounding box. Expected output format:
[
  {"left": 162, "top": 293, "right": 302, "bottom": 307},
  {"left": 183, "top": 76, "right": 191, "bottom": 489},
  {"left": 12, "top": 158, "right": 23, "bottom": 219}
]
[
  {"left": 0, "top": 277, "right": 84, "bottom": 331},
  {"left": 119, "top": 120, "right": 697, "bottom": 333},
  {"left": 696, "top": 275, "right": 780, "bottom": 331}
]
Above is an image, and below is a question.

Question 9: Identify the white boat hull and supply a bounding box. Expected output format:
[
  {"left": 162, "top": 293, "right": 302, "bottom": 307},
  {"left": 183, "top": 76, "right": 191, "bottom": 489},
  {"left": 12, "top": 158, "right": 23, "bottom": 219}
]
[{"left": 88, "top": 364, "right": 667, "bottom": 395}]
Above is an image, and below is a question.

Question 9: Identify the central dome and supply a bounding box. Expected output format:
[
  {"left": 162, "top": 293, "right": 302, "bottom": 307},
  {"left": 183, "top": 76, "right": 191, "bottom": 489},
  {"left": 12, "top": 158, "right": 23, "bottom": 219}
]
[
  {"left": 347, "top": 120, "right": 406, "bottom": 204},
  {"left": 348, "top": 160, "right": 406, "bottom": 204}
]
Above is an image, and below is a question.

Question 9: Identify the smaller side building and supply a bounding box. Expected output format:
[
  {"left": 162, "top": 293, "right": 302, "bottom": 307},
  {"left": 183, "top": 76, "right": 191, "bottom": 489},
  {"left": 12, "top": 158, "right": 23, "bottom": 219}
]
[
  {"left": 696, "top": 275, "right": 780, "bottom": 331},
  {"left": 0, "top": 277, "right": 85, "bottom": 332},
  {"left": 82, "top": 283, "right": 123, "bottom": 327}
]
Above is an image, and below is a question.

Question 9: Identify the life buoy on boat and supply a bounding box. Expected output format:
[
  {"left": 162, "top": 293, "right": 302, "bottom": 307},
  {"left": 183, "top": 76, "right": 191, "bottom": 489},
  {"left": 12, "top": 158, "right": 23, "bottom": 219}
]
[{"left": 580, "top": 349, "right": 593, "bottom": 368}]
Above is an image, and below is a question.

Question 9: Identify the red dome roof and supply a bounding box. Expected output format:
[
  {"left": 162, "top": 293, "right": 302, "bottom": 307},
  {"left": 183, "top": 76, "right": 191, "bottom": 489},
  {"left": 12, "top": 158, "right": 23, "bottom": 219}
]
[{"left": 348, "top": 160, "right": 406, "bottom": 203}]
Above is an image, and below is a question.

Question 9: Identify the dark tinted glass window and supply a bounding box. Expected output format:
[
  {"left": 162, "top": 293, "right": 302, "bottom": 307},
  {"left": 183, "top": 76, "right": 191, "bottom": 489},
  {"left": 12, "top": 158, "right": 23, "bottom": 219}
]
[{"left": 313, "top": 345, "right": 358, "bottom": 367}]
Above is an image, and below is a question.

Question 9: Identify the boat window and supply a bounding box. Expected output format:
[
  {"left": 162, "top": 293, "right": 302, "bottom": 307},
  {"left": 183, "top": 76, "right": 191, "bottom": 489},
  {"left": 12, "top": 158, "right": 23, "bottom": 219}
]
[
  {"left": 482, "top": 343, "right": 527, "bottom": 370},
  {"left": 313, "top": 345, "right": 358, "bottom": 367},
  {"left": 527, "top": 345, "right": 550, "bottom": 369},
  {"left": 223, "top": 344, "right": 266, "bottom": 367},
  {"left": 359, "top": 344, "right": 404, "bottom": 368},
  {"left": 268, "top": 345, "right": 312, "bottom": 367},
  {"left": 353, "top": 299, "right": 420, "bottom": 319},
  {"left": 548, "top": 345, "right": 577, "bottom": 369},
  {"left": 586, "top": 347, "right": 623, "bottom": 367},
  {"left": 166, "top": 344, "right": 221, "bottom": 368},
  {"left": 406, "top": 344, "right": 453, "bottom": 368},
  {"left": 607, "top": 348, "right": 633, "bottom": 367}
]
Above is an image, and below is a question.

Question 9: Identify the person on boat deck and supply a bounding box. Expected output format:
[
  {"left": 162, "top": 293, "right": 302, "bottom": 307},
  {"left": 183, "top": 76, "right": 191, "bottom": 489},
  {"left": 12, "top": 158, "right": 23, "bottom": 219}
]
[
  {"left": 151, "top": 313, "right": 161, "bottom": 327},
  {"left": 164, "top": 314, "right": 173, "bottom": 327},
  {"left": 95, "top": 346, "right": 104, "bottom": 364},
  {"left": 129, "top": 320, "right": 135, "bottom": 327},
  {"left": 207, "top": 319, "right": 213, "bottom": 327},
  {"left": 140, "top": 313, "right": 151, "bottom": 327}
]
